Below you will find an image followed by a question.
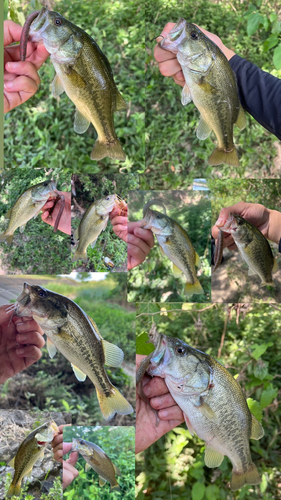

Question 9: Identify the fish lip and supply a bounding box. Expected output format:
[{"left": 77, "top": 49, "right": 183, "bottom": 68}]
[
  {"left": 158, "top": 18, "right": 187, "bottom": 53},
  {"left": 29, "top": 7, "right": 49, "bottom": 41},
  {"left": 218, "top": 213, "right": 237, "bottom": 233}
]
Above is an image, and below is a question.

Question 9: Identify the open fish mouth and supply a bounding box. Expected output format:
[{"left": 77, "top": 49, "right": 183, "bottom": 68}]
[
  {"left": 20, "top": 8, "right": 47, "bottom": 61},
  {"left": 219, "top": 213, "right": 238, "bottom": 233},
  {"left": 158, "top": 18, "right": 187, "bottom": 52}
]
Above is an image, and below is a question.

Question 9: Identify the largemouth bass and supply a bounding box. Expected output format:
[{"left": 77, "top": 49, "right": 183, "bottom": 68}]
[
  {"left": 72, "top": 438, "right": 121, "bottom": 491},
  {"left": 21, "top": 8, "right": 126, "bottom": 161},
  {"left": 142, "top": 199, "right": 204, "bottom": 297},
  {"left": 72, "top": 194, "right": 117, "bottom": 262},
  {"left": 7, "top": 421, "right": 59, "bottom": 498},
  {"left": 158, "top": 19, "right": 246, "bottom": 167},
  {"left": 14, "top": 283, "right": 133, "bottom": 420},
  {"left": 219, "top": 213, "right": 278, "bottom": 286},
  {"left": 0, "top": 180, "right": 57, "bottom": 245},
  {"left": 139, "top": 329, "right": 264, "bottom": 491}
]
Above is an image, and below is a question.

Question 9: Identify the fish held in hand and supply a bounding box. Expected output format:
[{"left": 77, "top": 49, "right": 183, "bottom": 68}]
[
  {"left": 14, "top": 283, "right": 133, "bottom": 420},
  {"left": 21, "top": 8, "right": 126, "bottom": 161},
  {"left": 0, "top": 180, "right": 57, "bottom": 245},
  {"left": 146, "top": 332, "right": 264, "bottom": 491},
  {"left": 72, "top": 194, "right": 117, "bottom": 262},
  {"left": 7, "top": 421, "right": 59, "bottom": 498},
  {"left": 143, "top": 199, "right": 203, "bottom": 297},
  {"left": 72, "top": 438, "right": 121, "bottom": 491},
  {"left": 158, "top": 19, "right": 246, "bottom": 167},
  {"left": 219, "top": 213, "right": 278, "bottom": 286}
]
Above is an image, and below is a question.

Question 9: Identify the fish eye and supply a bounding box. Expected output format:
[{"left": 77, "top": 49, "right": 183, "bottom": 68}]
[
  {"left": 54, "top": 18, "right": 62, "bottom": 26},
  {"left": 175, "top": 346, "right": 186, "bottom": 355},
  {"left": 106, "top": 196, "right": 110, "bottom": 200},
  {"left": 190, "top": 31, "right": 198, "bottom": 40},
  {"left": 38, "top": 290, "right": 47, "bottom": 298},
  {"left": 237, "top": 218, "right": 243, "bottom": 225}
]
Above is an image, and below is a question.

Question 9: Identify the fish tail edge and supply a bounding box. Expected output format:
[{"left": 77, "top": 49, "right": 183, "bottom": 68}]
[
  {"left": 208, "top": 147, "right": 239, "bottom": 167},
  {"left": 72, "top": 250, "right": 88, "bottom": 263},
  {"left": 0, "top": 233, "right": 13, "bottom": 245},
  {"left": 96, "top": 386, "right": 133, "bottom": 420},
  {"left": 230, "top": 463, "right": 261, "bottom": 491},
  {"left": 6, "top": 482, "right": 21, "bottom": 497},
  {"left": 91, "top": 139, "right": 126, "bottom": 161},
  {"left": 111, "top": 483, "right": 121, "bottom": 492},
  {"left": 184, "top": 280, "right": 204, "bottom": 297}
]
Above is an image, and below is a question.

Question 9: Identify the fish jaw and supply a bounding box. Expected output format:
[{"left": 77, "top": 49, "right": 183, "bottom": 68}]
[
  {"left": 158, "top": 18, "right": 188, "bottom": 53},
  {"left": 142, "top": 209, "right": 172, "bottom": 236}
]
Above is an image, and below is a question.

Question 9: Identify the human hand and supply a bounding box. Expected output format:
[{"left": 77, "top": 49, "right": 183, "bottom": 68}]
[
  {"left": 212, "top": 202, "right": 281, "bottom": 250},
  {"left": 109, "top": 204, "right": 127, "bottom": 243},
  {"left": 136, "top": 355, "right": 184, "bottom": 454},
  {"left": 4, "top": 20, "right": 50, "bottom": 113},
  {"left": 41, "top": 191, "right": 71, "bottom": 235},
  {"left": 0, "top": 306, "right": 45, "bottom": 384},
  {"left": 51, "top": 425, "right": 79, "bottom": 490},
  {"left": 128, "top": 221, "right": 154, "bottom": 270},
  {"left": 154, "top": 23, "right": 235, "bottom": 88}
]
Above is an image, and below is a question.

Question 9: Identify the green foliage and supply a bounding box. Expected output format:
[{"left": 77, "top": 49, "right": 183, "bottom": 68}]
[
  {"left": 4, "top": 472, "right": 62, "bottom": 500},
  {"left": 63, "top": 426, "right": 135, "bottom": 499},
  {"left": 6, "top": 0, "right": 145, "bottom": 173},
  {"left": 144, "top": 0, "right": 280, "bottom": 190},
  {"left": 128, "top": 190, "right": 211, "bottom": 302},
  {"left": 0, "top": 168, "right": 71, "bottom": 274},
  {"left": 136, "top": 302, "right": 281, "bottom": 499}
]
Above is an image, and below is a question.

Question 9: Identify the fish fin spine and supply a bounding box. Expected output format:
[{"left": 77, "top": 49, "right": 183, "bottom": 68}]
[
  {"left": 230, "top": 463, "right": 261, "bottom": 491},
  {"left": 184, "top": 280, "right": 204, "bottom": 297},
  {"left": 96, "top": 386, "right": 133, "bottom": 420},
  {"left": 91, "top": 139, "right": 126, "bottom": 161},
  {"left": 208, "top": 147, "right": 239, "bottom": 167}
]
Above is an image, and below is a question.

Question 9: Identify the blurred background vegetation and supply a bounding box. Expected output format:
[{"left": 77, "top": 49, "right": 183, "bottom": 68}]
[
  {"left": 210, "top": 179, "right": 281, "bottom": 303},
  {"left": 5, "top": 0, "right": 145, "bottom": 174},
  {"left": 136, "top": 302, "right": 281, "bottom": 500},
  {"left": 0, "top": 168, "right": 71, "bottom": 274},
  {"left": 71, "top": 173, "right": 138, "bottom": 271},
  {"left": 63, "top": 425, "right": 135, "bottom": 499},
  {"left": 144, "top": 0, "right": 281, "bottom": 190},
  {"left": 127, "top": 189, "right": 211, "bottom": 302},
  {"left": 0, "top": 273, "right": 135, "bottom": 427}
]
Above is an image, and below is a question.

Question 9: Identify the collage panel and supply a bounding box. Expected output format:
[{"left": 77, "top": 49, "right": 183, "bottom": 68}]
[
  {"left": 71, "top": 173, "right": 138, "bottom": 272},
  {"left": 62, "top": 425, "right": 135, "bottom": 498},
  {"left": 4, "top": 0, "right": 145, "bottom": 173},
  {"left": 135, "top": 302, "right": 281, "bottom": 498},
  {"left": 0, "top": 274, "right": 135, "bottom": 428},
  {"left": 0, "top": 169, "right": 71, "bottom": 275},
  {"left": 127, "top": 186, "right": 211, "bottom": 303},
  {"left": 211, "top": 179, "right": 281, "bottom": 303},
  {"left": 0, "top": 409, "right": 68, "bottom": 499}
]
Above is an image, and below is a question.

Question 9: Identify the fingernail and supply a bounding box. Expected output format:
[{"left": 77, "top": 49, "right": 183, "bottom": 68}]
[
  {"left": 7, "top": 62, "right": 19, "bottom": 69},
  {"left": 215, "top": 217, "right": 224, "bottom": 226},
  {"left": 143, "top": 384, "right": 151, "bottom": 396},
  {"left": 16, "top": 348, "right": 25, "bottom": 355},
  {"left": 159, "top": 410, "right": 168, "bottom": 418},
  {"left": 16, "top": 334, "right": 26, "bottom": 342},
  {"left": 4, "top": 81, "right": 14, "bottom": 89}
]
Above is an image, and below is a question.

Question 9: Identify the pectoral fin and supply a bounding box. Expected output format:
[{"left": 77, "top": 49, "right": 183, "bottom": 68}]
[
  {"left": 47, "top": 337, "right": 57, "bottom": 359},
  {"left": 52, "top": 74, "right": 65, "bottom": 98},
  {"left": 181, "top": 84, "right": 192, "bottom": 105},
  {"left": 250, "top": 415, "right": 264, "bottom": 440},
  {"left": 85, "top": 463, "right": 91, "bottom": 471},
  {"left": 74, "top": 109, "right": 90, "bottom": 134},
  {"left": 196, "top": 117, "right": 212, "bottom": 140},
  {"left": 195, "top": 397, "right": 218, "bottom": 422},
  {"left": 113, "top": 464, "right": 121, "bottom": 476},
  {"left": 71, "top": 364, "right": 87, "bottom": 382},
  {"left": 102, "top": 340, "right": 124, "bottom": 367},
  {"left": 205, "top": 446, "right": 224, "bottom": 468}
]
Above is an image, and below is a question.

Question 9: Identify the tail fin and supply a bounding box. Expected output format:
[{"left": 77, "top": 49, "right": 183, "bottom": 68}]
[
  {"left": 208, "top": 147, "right": 239, "bottom": 167},
  {"left": 0, "top": 233, "right": 13, "bottom": 245},
  {"left": 6, "top": 482, "right": 21, "bottom": 497},
  {"left": 111, "top": 483, "right": 121, "bottom": 492},
  {"left": 72, "top": 250, "right": 88, "bottom": 263},
  {"left": 184, "top": 280, "right": 204, "bottom": 297},
  {"left": 91, "top": 139, "right": 126, "bottom": 161},
  {"left": 260, "top": 280, "right": 276, "bottom": 288},
  {"left": 96, "top": 386, "right": 133, "bottom": 420},
  {"left": 230, "top": 463, "right": 261, "bottom": 491}
]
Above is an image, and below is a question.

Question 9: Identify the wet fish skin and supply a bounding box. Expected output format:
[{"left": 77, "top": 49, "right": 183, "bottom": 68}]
[
  {"left": 7, "top": 421, "right": 59, "bottom": 498},
  {"left": 72, "top": 438, "right": 121, "bottom": 491},
  {"left": 143, "top": 202, "right": 203, "bottom": 296},
  {"left": 220, "top": 213, "right": 278, "bottom": 286},
  {"left": 27, "top": 8, "right": 126, "bottom": 161},
  {"left": 159, "top": 19, "right": 246, "bottom": 167},
  {"left": 147, "top": 333, "right": 264, "bottom": 491},
  {"left": 14, "top": 283, "right": 133, "bottom": 420},
  {"left": 72, "top": 195, "right": 117, "bottom": 262},
  {"left": 0, "top": 180, "right": 56, "bottom": 245}
]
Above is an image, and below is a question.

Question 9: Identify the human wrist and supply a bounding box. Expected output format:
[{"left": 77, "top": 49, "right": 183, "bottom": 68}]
[{"left": 222, "top": 44, "right": 236, "bottom": 61}]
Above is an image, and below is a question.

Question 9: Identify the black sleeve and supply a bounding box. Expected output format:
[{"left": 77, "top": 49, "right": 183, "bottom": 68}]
[{"left": 229, "top": 54, "right": 281, "bottom": 140}]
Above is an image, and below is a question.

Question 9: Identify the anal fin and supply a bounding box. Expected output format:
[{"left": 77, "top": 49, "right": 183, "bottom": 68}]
[
  {"left": 205, "top": 446, "right": 224, "bottom": 468},
  {"left": 71, "top": 364, "right": 87, "bottom": 382}
]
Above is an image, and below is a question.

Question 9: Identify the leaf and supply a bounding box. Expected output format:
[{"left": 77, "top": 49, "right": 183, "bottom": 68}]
[
  {"left": 247, "top": 398, "right": 263, "bottom": 421},
  {"left": 263, "top": 35, "right": 279, "bottom": 52},
  {"left": 136, "top": 331, "right": 155, "bottom": 355},
  {"left": 260, "top": 385, "right": 278, "bottom": 409},
  {"left": 247, "top": 13, "right": 264, "bottom": 36},
  {"left": 251, "top": 342, "right": 273, "bottom": 360},
  {"left": 192, "top": 482, "right": 205, "bottom": 500},
  {"left": 260, "top": 473, "right": 268, "bottom": 493},
  {"left": 206, "top": 484, "right": 220, "bottom": 500},
  {"left": 254, "top": 360, "right": 268, "bottom": 380},
  {"left": 273, "top": 44, "right": 281, "bottom": 70}
]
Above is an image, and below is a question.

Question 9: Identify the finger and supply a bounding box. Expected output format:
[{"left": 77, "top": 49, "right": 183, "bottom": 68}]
[
  {"left": 42, "top": 200, "right": 55, "bottom": 211},
  {"left": 15, "top": 345, "right": 42, "bottom": 361},
  {"left": 52, "top": 433, "right": 63, "bottom": 448},
  {"left": 16, "top": 331, "right": 45, "bottom": 349},
  {"left": 158, "top": 58, "right": 182, "bottom": 78},
  {"left": 134, "top": 227, "right": 155, "bottom": 248},
  {"left": 142, "top": 376, "right": 169, "bottom": 398},
  {"left": 111, "top": 215, "right": 127, "bottom": 226},
  {"left": 173, "top": 71, "right": 185, "bottom": 85},
  {"left": 150, "top": 393, "right": 178, "bottom": 409},
  {"left": 154, "top": 43, "right": 177, "bottom": 63},
  {"left": 66, "top": 451, "right": 79, "bottom": 467},
  {"left": 63, "top": 443, "right": 73, "bottom": 455},
  {"left": 0, "top": 305, "right": 15, "bottom": 323},
  {"left": 158, "top": 405, "right": 184, "bottom": 421},
  {"left": 5, "top": 61, "right": 41, "bottom": 86},
  {"left": 128, "top": 233, "right": 152, "bottom": 255},
  {"left": 4, "top": 20, "right": 23, "bottom": 46},
  {"left": 41, "top": 211, "right": 51, "bottom": 222},
  {"left": 15, "top": 319, "right": 44, "bottom": 336}
]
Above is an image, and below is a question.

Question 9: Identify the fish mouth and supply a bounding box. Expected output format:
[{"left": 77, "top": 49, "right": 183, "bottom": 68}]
[
  {"left": 158, "top": 18, "right": 187, "bottom": 53},
  {"left": 150, "top": 336, "right": 171, "bottom": 373},
  {"left": 219, "top": 213, "right": 238, "bottom": 233},
  {"left": 29, "top": 7, "right": 49, "bottom": 37}
]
